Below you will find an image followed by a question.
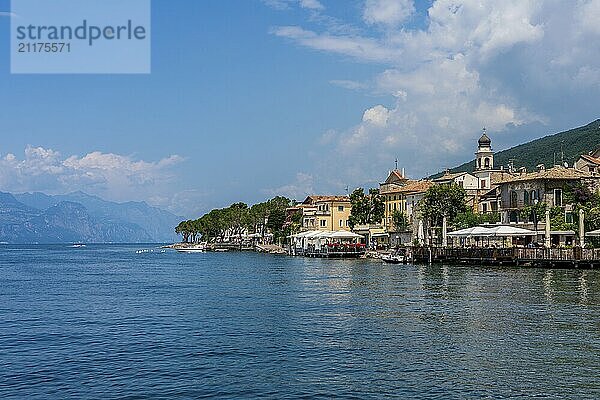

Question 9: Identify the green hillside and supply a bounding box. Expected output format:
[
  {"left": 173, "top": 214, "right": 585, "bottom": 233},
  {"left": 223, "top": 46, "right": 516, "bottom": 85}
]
[{"left": 437, "top": 119, "right": 600, "bottom": 176}]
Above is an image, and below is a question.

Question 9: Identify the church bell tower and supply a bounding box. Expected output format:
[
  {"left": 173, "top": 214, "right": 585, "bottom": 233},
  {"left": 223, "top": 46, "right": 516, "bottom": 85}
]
[{"left": 475, "top": 128, "right": 493, "bottom": 170}]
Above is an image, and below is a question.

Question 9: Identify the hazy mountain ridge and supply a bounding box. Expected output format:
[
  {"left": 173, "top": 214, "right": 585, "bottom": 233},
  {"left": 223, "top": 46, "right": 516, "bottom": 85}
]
[
  {"left": 432, "top": 119, "right": 600, "bottom": 177},
  {"left": 0, "top": 191, "right": 181, "bottom": 244}
]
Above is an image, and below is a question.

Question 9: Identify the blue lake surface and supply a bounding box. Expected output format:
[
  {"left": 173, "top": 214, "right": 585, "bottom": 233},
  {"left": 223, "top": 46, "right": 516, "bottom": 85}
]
[{"left": 0, "top": 245, "right": 599, "bottom": 399}]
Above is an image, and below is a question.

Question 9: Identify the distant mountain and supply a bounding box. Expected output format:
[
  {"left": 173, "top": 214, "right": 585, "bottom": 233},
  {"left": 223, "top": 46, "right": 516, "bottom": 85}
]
[
  {"left": 15, "top": 191, "right": 181, "bottom": 242},
  {"left": 434, "top": 119, "right": 600, "bottom": 177},
  {"left": 0, "top": 191, "right": 181, "bottom": 244}
]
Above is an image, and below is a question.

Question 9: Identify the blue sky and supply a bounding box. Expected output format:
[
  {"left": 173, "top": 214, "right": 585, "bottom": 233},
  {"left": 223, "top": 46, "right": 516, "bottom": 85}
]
[{"left": 0, "top": 0, "right": 599, "bottom": 218}]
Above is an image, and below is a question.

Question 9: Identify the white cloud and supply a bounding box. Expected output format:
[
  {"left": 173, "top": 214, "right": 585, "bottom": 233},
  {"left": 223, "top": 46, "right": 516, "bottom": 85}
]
[
  {"left": 299, "top": 0, "right": 324, "bottom": 10},
  {"left": 363, "top": 0, "right": 415, "bottom": 26},
  {"left": 262, "top": 0, "right": 324, "bottom": 11},
  {"left": 577, "top": 0, "right": 600, "bottom": 36},
  {"left": 272, "top": 0, "right": 600, "bottom": 183},
  {"left": 265, "top": 172, "right": 315, "bottom": 200},
  {"left": 271, "top": 26, "right": 397, "bottom": 62},
  {"left": 363, "top": 105, "right": 390, "bottom": 127},
  {"left": 329, "top": 79, "right": 368, "bottom": 90},
  {"left": 0, "top": 146, "right": 185, "bottom": 205}
]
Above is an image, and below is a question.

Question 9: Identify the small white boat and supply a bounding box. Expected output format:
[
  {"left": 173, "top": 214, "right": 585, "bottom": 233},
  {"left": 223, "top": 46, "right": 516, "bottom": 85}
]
[
  {"left": 382, "top": 249, "right": 408, "bottom": 264},
  {"left": 382, "top": 254, "right": 404, "bottom": 264},
  {"left": 176, "top": 246, "right": 206, "bottom": 253},
  {"left": 70, "top": 244, "right": 86, "bottom": 248}
]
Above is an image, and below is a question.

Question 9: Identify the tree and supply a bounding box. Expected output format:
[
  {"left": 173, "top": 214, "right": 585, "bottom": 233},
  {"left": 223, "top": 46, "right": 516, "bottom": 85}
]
[
  {"left": 348, "top": 188, "right": 384, "bottom": 228},
  {"left": 420, "top": 184, "right": 467, "bottom": 227},
  {"left": 391, "top": 210, "right": 410, "bottom": 231},
  {"left": 519, "top": 202, "right": 547, "bottom": 230},
  {"left": 453, "top": 209, "right": 500, "bottom": 229}
]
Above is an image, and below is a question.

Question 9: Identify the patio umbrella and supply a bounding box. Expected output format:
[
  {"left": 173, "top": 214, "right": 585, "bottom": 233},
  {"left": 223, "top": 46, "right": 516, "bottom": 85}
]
[
  {"left": 489, "top": 226, "right": 536, "bottom": 236},
  {"left": 330, "top": 231, "right": 363, "bottom": 239},
  {"left": 447, "top": 226, "right": 494, "bottom": 237}
]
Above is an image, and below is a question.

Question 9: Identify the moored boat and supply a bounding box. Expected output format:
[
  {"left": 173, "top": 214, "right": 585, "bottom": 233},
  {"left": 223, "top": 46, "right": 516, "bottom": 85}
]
[{"left": 176, "top": 245, "right": 206, "bottom": 253}]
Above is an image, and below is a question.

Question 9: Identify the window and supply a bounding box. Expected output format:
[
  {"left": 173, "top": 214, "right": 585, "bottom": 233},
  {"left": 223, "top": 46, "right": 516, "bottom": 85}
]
[
  {"left": 482, "top": 203, "right": 488, "bottom": 213},
  {"left": 478, "top": 158, "right": 482, "bottom": 168},
  {"left": 510, "top": 191, "right": 518, "bottom": 208},
  {"left": 565, "top": 213, "right": 573, "bottom": 224},
  {"left": 484, "top": 158, "right": 490, "bottom": 168},
  {"left": 590, "top": 167, "right": 596, "bottom": 173},
  {"left": 524, "top": 191, "right": 530, "bottom": 206},
  {"left": 393, "top": 203, "right": 397, "bottom": 211},
  {"left": 338, "top": 206, "right": 344, "bottom": 212},
  {"left": 554, "top": 189, "right": 563, "bottom": 207},
  {"left": 339, "top": 219, "right": 343, "bottom": 227},
  {"left": 320, "top": 220, "right": 326, "bottom": 227},
  {"left": 531, "top": 190, "right": 538, "bottom": 202},
  {"left": 346, "top": 220, "right": 349, "bottom": 227}
]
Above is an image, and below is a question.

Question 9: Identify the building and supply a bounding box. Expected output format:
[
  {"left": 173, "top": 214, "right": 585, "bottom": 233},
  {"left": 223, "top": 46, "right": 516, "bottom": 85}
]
[
  {"left": 379, "top": 168, "right": 433, "bottom": 246},
  {"left": 298, "top": 195, "right": 352, "bottom": 232},
  {"left": 433, "top": 171, "right": 479, "bottom": 189},
  {"left": 575, "top": 150, "right": 600, "bottom": 175},
  {"left": 379, "top": 169, "right": 409, "bottom": 232}
]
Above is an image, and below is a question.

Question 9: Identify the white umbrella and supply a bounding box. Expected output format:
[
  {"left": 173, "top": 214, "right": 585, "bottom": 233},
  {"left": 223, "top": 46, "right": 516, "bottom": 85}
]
[
  {"left": 447, "top": 226, "right": 494, "bottom": 237},
  {"left": 585, "top": 229, "right": 600, "bottom": 237},
  {"left": 418, "top": 220, "right": 425, "bottom": 244},
  {"left": 330, "top": 231, "right": 363, "bottom": 239},
  {"left": 489, "top": 226, "right": 536, "bottom": 236}
]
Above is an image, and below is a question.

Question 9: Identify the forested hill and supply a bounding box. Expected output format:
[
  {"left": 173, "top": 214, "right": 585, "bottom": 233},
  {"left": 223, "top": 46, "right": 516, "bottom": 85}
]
[{"left": 433, "top": 119, "right": 600, "bottom": 177}]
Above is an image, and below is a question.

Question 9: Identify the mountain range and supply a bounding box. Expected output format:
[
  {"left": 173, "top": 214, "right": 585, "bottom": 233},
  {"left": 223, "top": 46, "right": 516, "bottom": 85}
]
[
  {"left": 0, "top": 191, "right": 181, "bottom": 244},
  {"left": 439, "top": 119, "right": 600, "bottom": 176}
]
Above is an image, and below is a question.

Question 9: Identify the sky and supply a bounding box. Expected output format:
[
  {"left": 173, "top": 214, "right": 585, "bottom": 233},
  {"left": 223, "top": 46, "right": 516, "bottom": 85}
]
[{"left": 0, "top": 0, "right": 599, "bottom": 218}]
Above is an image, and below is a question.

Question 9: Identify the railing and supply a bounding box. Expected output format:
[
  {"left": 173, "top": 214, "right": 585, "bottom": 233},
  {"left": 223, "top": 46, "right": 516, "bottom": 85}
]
[{"left": 412, "top": 247, "right": 600, "bottom": 263}]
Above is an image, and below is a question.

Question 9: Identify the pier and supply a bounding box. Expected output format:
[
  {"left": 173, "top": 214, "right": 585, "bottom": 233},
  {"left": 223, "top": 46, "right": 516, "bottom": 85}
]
[{"left": 411, "top": 247, "right": 600, "bottom": 268}]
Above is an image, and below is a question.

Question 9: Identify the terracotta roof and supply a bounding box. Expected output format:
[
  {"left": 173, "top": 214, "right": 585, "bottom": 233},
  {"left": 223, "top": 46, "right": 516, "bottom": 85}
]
[
  {"left": 489, "top": 171, "right": 517, "bottom": 184},
  {"left": 398, "top": 180, "right": 433, "bottom": 194},
  {"left": 303, "top": 195, "right": 350, "bottom": 204},
  {"left": 384, "top": 169, "right": 409, "bottom": 184},
  {"left": 379, "top": 182, "right": 406, "bottom": 194},
  {"left": 503, "top": 166, "right": 591, "bottom": 183},
  {"left": 580, "top": 154, "right": 600, "bottom": 165},
  {"left": 433, "top": 171, "right": 471, "bottom": 182}
]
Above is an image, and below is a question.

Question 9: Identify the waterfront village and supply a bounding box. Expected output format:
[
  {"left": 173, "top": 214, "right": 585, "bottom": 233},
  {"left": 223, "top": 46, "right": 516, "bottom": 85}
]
[{"left": 175, "top": 131, "right": 600, "bottom": 267}]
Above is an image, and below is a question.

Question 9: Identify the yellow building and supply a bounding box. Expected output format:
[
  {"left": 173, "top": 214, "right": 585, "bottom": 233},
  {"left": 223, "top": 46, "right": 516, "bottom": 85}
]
[
  {"left": 380, "top": 169, "right": 433, "bottom": 233},
  {"left": 379, "top": 170, "right": 409, "bottom": 231},
  {"left": 299, "top": 195, "right": 352, "bottom": 232}
]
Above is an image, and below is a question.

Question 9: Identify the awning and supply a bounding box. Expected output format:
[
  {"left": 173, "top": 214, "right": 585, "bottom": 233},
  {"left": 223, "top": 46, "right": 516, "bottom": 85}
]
[{"left": 586, "top": 229, "right": 600, "bottom": 237}]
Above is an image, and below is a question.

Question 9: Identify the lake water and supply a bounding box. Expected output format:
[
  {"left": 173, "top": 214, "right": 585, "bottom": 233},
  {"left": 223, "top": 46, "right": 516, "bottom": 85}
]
[{"left": 1, "top": 245, "right": 599, "bottom": 399}]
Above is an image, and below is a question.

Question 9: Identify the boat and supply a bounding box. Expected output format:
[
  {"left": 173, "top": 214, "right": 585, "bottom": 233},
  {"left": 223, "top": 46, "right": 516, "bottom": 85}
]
[
  {"left": 176, "top": 245, "right": 206, "bottom": 253},
  {"left": 70, "top": 244, "right": 86, "bottom": 248},
  {"left": 382, "top": 249, "right": 409, "bottom": 264},
  {"left": 382, "top": 254, "right": 405, "bottom": 264}
]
